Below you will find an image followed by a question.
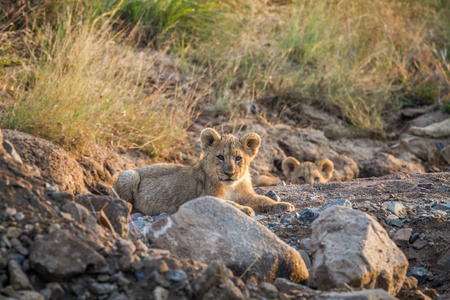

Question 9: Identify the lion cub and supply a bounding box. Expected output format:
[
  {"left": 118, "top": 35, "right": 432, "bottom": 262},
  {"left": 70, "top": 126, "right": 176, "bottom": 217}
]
[
  {"left": 282, "top": 157, "right": 334, "bottom": 184},
  {"left": 114, "top": 128, "right": 294, "bottom": 216}
]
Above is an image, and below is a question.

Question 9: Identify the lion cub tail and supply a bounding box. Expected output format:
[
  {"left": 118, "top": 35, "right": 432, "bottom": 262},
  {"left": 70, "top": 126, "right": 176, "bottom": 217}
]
[{"left": 113, "top": 169, "right": 140, "bottom": 203}]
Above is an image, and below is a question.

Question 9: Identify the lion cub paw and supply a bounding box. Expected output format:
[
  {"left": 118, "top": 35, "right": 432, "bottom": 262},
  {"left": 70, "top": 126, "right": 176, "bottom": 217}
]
[
  {"left": 240, "top": 206, "right": 255, "bottom": 216},
  {"left": 270, "top": 202, "right": 295, "bottom": 213}
]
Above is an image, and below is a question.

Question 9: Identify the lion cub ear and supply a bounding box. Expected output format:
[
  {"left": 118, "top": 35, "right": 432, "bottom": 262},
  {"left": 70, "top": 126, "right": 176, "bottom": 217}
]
[
  {"left": 200, "top": 128, "right": 221, "bottom": 151},
  {"left": 240, "top": 133, "right": 261, "bottom": 158},
  {"left": 318, "top": 158, "right": 334, "bottom": 181},
  {"left": 282, "top": 157, "right": 300, "bottom": 180}
]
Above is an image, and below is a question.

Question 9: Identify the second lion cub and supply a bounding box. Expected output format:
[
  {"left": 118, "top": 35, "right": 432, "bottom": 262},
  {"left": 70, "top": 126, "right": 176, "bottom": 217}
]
[{"left": 114, "top": 128, "right": 294, "bottom": 216}]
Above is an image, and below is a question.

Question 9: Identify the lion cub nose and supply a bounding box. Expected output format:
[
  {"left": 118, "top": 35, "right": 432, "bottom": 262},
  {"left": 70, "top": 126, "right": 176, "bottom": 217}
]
[{"left": 224, "top": 170, "right": 235, "bottom": 176}]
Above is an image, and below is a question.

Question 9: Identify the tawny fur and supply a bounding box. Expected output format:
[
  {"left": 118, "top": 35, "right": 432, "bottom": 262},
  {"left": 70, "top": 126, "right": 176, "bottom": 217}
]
[
  {"left": 282, "top": 157, "right": 334, "bottom": 184},
  {"left": 253, "top": 174, "right": 281, "bottom": 187},
  {"left": 113, "top": 128, "right": 294, "bottom": 216}
]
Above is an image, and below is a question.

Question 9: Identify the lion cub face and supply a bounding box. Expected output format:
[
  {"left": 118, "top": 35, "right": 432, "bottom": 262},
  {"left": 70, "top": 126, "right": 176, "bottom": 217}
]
[
  {"left": 282, "top": 157, "right": 334, "bottom": 184},
  {"left": 201, "top": 128, "right": 260, "bottom": 186}
]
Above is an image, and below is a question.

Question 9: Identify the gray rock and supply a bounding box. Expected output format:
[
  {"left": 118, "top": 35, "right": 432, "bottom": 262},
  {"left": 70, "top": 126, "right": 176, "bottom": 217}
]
[
  {"left": 434, "top": 202, "right": 450, "bottom": 212},
  {"left": 258, "top": 282, "right": 278, "bottom": 298},
  {"left": 318, "top": 289, "right": 397, "bottom": 300},
  {"left": 407, "top": 267, "right": 431, "bottom": 285},
  {"left": 153, "top": 287, "right": 169, "bottom": 300},
  {"left": 76, "top": 194, "right": 131, "bottom": 237},
  {"left": 297, "top": 208, "right": 320, "bottom": 225},
  {"left": 437, "top": 250, "right": 450, "bottom": 269},
  {"left": 192, "top": 260, "right": 230, "bottom": 298},
  {"left": 297, "top": 199, "right": 352, "bottom": 225},
  {"left": 300, "top": 237, "right": 311, "bottom": 250},
  {"left": 298, "top": 250, "right": 311, "bottom": 269},
  {"left": 393, "top": 228, "right": 412, "bottom": 248},
  {"left": 30, "top": 228, "right": 105, "bottom": 280},
  {"left": 50, "top": 192, "right": 74, "bottom": 202},
  {"left": 147, "top": 197, "right": 309, "bottom": 283},
  {"left": 6, "top": 227, "right": 22, "bottom": 239},
  {"left": 89, "top": 283, "right": 117, "bottom": 295},
  {"left": 8, "top": 259, "right": 32, "bottom": 290},
  {"left": 62, "top": 202, "right": 90, "bottom": 224},
  {"left": 15, "top": 291, "right": 45, "bottom": 300},
  {"left": 273, "top": 277, "right": 317, "bottom": 295},
  {"left": 40, "top": 282, "right": 64, "bottom": 300},
  {"left": 265, "top": 190, "right": 280, "bottom": 202},
  {"left": 310, "top": 206, "right": 408, "bottom": 295},
  {"left": 387, "top": 202, "right": 407, "bottom": 219}
]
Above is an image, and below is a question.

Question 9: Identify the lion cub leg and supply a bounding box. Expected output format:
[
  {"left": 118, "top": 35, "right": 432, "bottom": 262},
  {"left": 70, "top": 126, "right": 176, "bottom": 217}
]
[
  {"left": 224, "top": 200, "right": 255, "bottom": 216},
  {"left": 245, "top": 195, "right": 295, "bottom": 213}
]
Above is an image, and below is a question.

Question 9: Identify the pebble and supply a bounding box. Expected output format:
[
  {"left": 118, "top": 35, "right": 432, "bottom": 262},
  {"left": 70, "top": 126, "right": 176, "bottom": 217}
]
[
  {"left": 153, "top": 287, "right": 169, "bottom": 300},
  {"left": 434, "top": 202, "right": 450, "bottom": 212},
  {"left": 393, "top": 228, "right": 412, "bottom": 248},
  {"left": 165, "top": 269, "right": 187, "bottom": 282},
  {"left": 14, "top": 213, "right": 24, "bottom": 221},
  {"left": 16, "top": 291, "right": 45, "bottom": 300},
  {"left": 89, "top": 283, "right": 117, "bottom": 295},
  {"left": 5, "top": 207, "right": 17, "bottom": 217},
  {"left": 258, "top": 282, "right": 278, "bottom": 298},
  {"left": 6, "top": 227, "right": 22, "bottom": 239},
  {"left": 409, "top": 232, "right": 420, "bottom": 244},
  {"left": 8, "top": 259, "right": 32, "bottom": 290},
  {"left": 437, "top": 250, "right": 450, "bottom": 268},
  {"left": 252, "top": 215, "right": 267, "bottom": 222},
  {"left": 387, "top": 202, "right": 407, "bottom": 219},
  {"left": 407, "top": 267, "right": 431, "bottom": 285},
  {"left": 390, "top": 219, "right": 404, "bottom": 228},
  {"left": 50, "top": 192, "right": 74, "bottom": 202},
  {"left": 265, "top": 190, "right": 281, "bottom": 202}
]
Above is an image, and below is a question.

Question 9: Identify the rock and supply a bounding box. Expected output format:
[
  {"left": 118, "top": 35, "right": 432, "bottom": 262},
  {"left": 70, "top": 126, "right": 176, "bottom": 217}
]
[
  {"left": 258, "top": 282, "right": 278, "bottom": 298},
  {"left": 387, "top": 202, "right": 407, "bottom": 219},
  {"left": 153, "top": 286, "right": 169, "bottom": 300},
  {"left": 318, "top": 289, "right": 397, "bottom": 300},
  {"left": 297, "top": 199, "right": 352, "bottom": 226},
  {"left": 412, "top": 239, "right": 428, "bottom": 250},
  {"left": 193, "top": 260, "right": 231, "bottom": 298},
  {"left": 40, "top": 282, "right": 64, "bottom": 300},
  {"left": 299, "top": 238, "right": 311, "bottom": 250},
  {"left": 50, "top": 192, "right": 74, "bottom": 202},
  {"left": 297, "top": 208, "right": 320, "bottom": 225},
  {"left": 273, "top": 277, "right": 317, "bottom": 295},
  {"left": 437, "top": 250, "right": 450, "bottom": 269},
  {"left": 264, "top": 190, "right": 280, "bottom": 202},
  {"left": 434, "top": 202, "right": 450, "bottom": 212},
  {"left": 6, "top": 227, "right": 22, "bottom": 239},
  {"left": 407, "top": 267, "right": 432, "bottom": 285},
  {"left": 75, "top": 194, "right": 131, "bottom": 237},
  {"left": 310, "top": 206, "right": 408, "bottom": 295},
  {"left": 393, "top": 228, "right": 413, "bottom": 248},
  {"left": 147, "top": 197, "right": 309, "bottom": 283},
  {"left": 30, "top": 228, "right": 105, "bottom": 280},
  {"left": 3, "top": 139, "right": 23, "bottom": 164},
  {"left": 61, "top": 202, "right": 90, "bottom": 224},
  {"left": 15, "top": 291, "right": 45, "bottom": 300},
  {"left": 89, "top": 283, "right": 117, "bottom": 295},
  {"left": 8, "top": 259, "right": 32, "bottom": 290},
  {"left": 298, "top": 250, "right": 311, "bottom": 270},
  {"left": 409, "top": 232, "right": 420, "bottom": 244},
  {"left": 2, "top": 129, "right": 88, "bottom": 194}
]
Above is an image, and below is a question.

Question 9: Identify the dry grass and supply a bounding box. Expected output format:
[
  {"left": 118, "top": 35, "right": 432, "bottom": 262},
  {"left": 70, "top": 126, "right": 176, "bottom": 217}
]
[{"left": 0, "top": 0, "right": 449, "bottom": 156}]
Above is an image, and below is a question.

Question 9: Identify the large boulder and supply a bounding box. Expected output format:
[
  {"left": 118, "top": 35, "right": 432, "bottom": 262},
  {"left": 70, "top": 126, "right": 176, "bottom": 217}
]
[
  {"left": 75, "top": 194, "right": 132, "bottom": 237},
  {"left": 2, "top": 129, "right": 87, "bottom": 194},
  {"left": 309, "top": 206, "right": 408, "bottom": 295},
  {"left": 147, "top": 196, "right": 309, "bottom": 283},
  {"left": 30, "top": 228, "right": 105, "bottom": 280}
]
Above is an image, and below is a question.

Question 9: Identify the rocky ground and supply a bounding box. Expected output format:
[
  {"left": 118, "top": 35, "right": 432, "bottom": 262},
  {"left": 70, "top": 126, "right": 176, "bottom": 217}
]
[{"left": 1, "top": 107, "right": 450, "bottom": 300}]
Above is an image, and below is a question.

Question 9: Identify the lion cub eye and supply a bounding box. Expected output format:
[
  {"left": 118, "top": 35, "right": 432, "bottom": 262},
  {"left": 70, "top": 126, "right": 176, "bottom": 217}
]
[
  {"left": 235, "top": 155, "right": 242, "bottom": 163},
  {"left": 217, "top": 155, "right": 225, "bottom": 162},
  {"left": 314, "top": 176, "right": 320, "bottom": 182}
]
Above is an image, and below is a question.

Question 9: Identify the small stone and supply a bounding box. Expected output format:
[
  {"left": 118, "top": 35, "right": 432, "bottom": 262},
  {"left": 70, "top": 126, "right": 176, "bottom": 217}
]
[
  {"left": 16, "top": 291, "right": 45, "bottom": 300},
  {"left": 434, "top": 202, "right": 450, "bottom": 212},
  {"left": 437, "top": 250, "right": 450, "bottom": 269},
  {"left": 9, "top": 259, "right": 32, "bottom": 290},
  {"left": 274, "top": 277, "right": 317, "bottom": 294},
  {"left": 43, "top": 282, "right": 64, "bottom": 300},
  {"left": 258, "top": 282, "right": 278, "bottom": 298},
  {"left": 107, "top": 292, "right": 128, "bottom": 300},
  {"left": 390, "top": 219, "right": 404, "bottom": 228},
  {"left": 2, "top": 285, "right": 16, "bottom": 297},
  {"left": 165, "top": 269, "right": 187, "bottom": 282},
  {"left": 265, "top": 190, "right": 281, "bottom": 202},
  {"left": 14, "top": 213, "right": 25, "bottom": 221},
  {"left": 300, "top": 237, "right": 311, "bottom": 250},
  {"left": 319, "top": 199, "right": 352, "bottom": 211},
  {"left": 59, "top": 212, "right": 72, "bottom": 221},
  {"left": 409, "top": 232, "right": 420, "bottom": 244},
  {"left": 6, "top": 227, "right": 22, "bottom": 239},
  {"left": 97, "top": 275, "right": 110, "bottom": 283},
  {"left": 429, "top": 201, "right": 437, "bottom": 208},
  {"left": 393, "top": 228, "right": 412, "bottom": 248},
  {"left": 276, "top": 181, "right": 286, "bottom": 186},
  {"left": 89, "top": 283, "right": 117, "bottom": 295},
  {"left": 62, "top": 202, "right": 89, "bottom": 224},
  {"left": 50, "top": 192, "right": 74, "bottom": 202},
  {"left": 298, "top": 250, "right": 311, "bottom": 269},
  {"left": 387, "top": 202, "right": 407, "bottom": 219},
  {"left": 407, "top": 267, "right": 431, "bottom": 285},
  {"left": 153, "top": 286, "right": 169, "bottom": 300},
  {"left": 5, "top": 207, "right": 18, "bottom": 217},
  {"left": 297, "top": 208, "right": 320, "bottom": 225},
  {"left": 412, "top": 239, "right": 428, "bottom": 250}
]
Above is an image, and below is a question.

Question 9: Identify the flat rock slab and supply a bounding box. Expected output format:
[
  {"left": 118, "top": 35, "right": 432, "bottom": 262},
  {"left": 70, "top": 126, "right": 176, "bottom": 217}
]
[
  {"left": 76, "top": 194, "right": 131, "bottom": 237},
  {"left": 310, "top": 206, "right": 408, "bottom": 296},
  {"left": 147, "top": 196, "right": 309, "bottom": 283},
  {"left": 318, "top": 289, "right": 397, "bottom": 300},
  {"left": 30, "top": 228, "right": 105, "bottom": 280}
]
